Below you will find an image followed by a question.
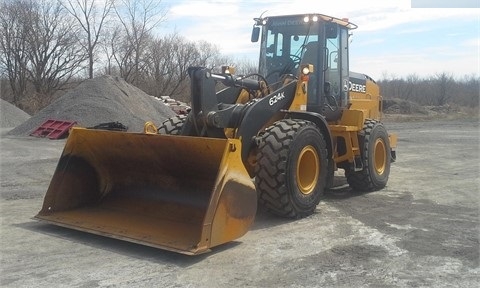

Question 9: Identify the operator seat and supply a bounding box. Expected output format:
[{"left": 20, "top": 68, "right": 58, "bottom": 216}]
[{"left": 300, "top": 41, "right": 319, "bottom": 97}]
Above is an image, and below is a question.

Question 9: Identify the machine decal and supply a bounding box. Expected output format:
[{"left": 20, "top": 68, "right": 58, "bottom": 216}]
[
  {"left": 269, "top": 91, "right": 286, "bottom": 106},
  {"left": 348, "top": 77, "right": 367, "bottom": 93}
]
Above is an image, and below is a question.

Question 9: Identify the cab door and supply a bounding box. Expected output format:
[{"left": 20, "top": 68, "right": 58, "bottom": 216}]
[{"left": 323, "top": 23, "right": 349, "bottom": 121}]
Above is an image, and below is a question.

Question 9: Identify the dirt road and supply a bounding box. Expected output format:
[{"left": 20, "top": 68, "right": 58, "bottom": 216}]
[{"left": 1, "top": 119, "right": 479, "bottom": 287}]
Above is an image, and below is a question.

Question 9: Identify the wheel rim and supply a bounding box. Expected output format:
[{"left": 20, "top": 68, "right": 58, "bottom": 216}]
[
  {"left": 374, "top": 138, "right": 387, "bottom": 175},
  {"left": 296, "top": 145, "right": 320, "bottom": 195}
]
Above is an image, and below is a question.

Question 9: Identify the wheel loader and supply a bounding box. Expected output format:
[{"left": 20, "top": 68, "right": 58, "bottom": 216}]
[{"left": 35, "top": 13, "right": 397, "bottom": 255}]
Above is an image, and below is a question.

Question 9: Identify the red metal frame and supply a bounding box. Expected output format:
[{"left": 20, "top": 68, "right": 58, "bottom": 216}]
[{"left": 30, "top": 119, "right": 77, "bottom": 139}]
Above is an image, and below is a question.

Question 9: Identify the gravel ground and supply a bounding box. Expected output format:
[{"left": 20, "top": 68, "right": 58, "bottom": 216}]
[{"left": 0, "top": 118, "right": 479, "bottom": 287}]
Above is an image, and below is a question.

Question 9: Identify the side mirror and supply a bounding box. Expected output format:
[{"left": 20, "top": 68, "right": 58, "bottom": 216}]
[{"left": 251, "top": 26, "right": 260, "bottom": 42}]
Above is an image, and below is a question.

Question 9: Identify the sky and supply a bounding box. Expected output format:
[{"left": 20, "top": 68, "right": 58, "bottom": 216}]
[{"left": 156, "top": 0, "right": 479, "bottom": 80}]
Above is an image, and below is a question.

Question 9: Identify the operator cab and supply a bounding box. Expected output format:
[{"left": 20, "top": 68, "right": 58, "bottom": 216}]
[{"left": 252, "top": 14, "right": 357, "bottom": 121}]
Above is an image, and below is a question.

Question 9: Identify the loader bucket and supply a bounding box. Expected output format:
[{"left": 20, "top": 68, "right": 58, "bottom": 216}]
[{"left": 35, "top": 127, "right": 257, "bottom": 255}]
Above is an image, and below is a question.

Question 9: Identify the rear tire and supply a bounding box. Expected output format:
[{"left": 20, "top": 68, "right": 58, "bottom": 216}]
[
  {"left": 157, "top": 115, "right": 187, "bottom": 135},
  {"left": 346, "top": 119, "right": 391, "bottom": 191},
  {"left": 255, "top": 119, "right": 328, "bottom": 218}
]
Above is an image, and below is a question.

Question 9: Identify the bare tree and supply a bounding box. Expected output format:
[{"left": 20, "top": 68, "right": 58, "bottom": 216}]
[
  {"left": 0, "top": 0, "right": 31, "bottom": 104},
  {"left": 378, "top": 72, "right": 480, "bottom": 110},
  {"left": 108, "top": 25, "right": 135, "bottom": 81},
  {"left": 224, "top": 57, "right": 258, "bottom": 76},
  {"left": 404, "top": 74, "right": 419, "bottom": 102},
  {"left": 112, "top": 0, "right": 166, "bottom": 84},
  {"left": 25, "top": 0, "right": 85, "bottom": 97},
  {"left": 60, "top": 0, "right": 114, "bottom": 79},
  {"left": 139, "top": 34, "right": 199, "bottom": 99},
  {"left": 100, "top": 25, "right": 118, "bottom": 76},
  {"left": 195, "top": 40, "right": 220, "bottom": 68},
  {"left": 139, "top": 34, "right": 228, "bottom": 101},
  {"left": 434, "top": 72, "right": 454, "bottom": 106},
  {"left": 461, "top": 75, "right": 480, "bottom": 107},
  {"left": 142, "top": 33, "right": 180, "bottom": 97}
]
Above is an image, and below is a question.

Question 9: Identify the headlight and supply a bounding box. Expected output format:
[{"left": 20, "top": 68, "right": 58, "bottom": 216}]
[
  {"left": 300, "top": 64, "right": 314, "bottom": 76},
  {"left": 304, "top": 15, "right": 319, "bottom": 23}
]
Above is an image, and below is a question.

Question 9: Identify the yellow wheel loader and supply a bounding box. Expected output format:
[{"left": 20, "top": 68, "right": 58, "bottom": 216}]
[{"left": 35, "top": 13, "right": 397, "bottom": 255}]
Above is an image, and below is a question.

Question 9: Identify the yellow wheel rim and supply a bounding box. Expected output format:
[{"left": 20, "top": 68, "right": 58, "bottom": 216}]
[
  {"left": 296, "top": 145, "right": 320, "bottom": 195},
  {"left": 374, "top": 138, "right": 387, "bottom": 175}
]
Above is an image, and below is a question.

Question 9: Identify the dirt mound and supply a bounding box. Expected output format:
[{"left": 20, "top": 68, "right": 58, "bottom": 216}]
[
  {"left": 1, "top": 99, "right": 30, "bottom": 128},
  {"left": 383, "top": 98, "right": 428, "bottom": 115},
  {"left": 8, "top": 75, "right": 175, "bottom": 136}
]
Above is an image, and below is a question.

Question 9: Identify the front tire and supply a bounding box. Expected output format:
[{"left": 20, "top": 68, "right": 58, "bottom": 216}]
[
  {"left": 255, "top": 119, "right": 328, "bottom": 218},
  {"left": 157, "top": 115, "right": 187, "bottom": 135},
  {"left": 346, "top": 119, "right": 391, "bottom": 191}
]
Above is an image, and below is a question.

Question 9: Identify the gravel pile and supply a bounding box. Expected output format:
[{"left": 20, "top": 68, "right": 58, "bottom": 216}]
[
  {"left": 8, "top": 75, "right": 176, "bottom": 136},
  {"left": 0, "top": 99, "right": 30, "bottom": 128}
]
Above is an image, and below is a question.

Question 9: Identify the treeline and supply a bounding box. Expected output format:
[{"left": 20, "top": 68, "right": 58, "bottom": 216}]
[
  {"left": 0, "top": 0, "right": 256, "bottom": 114},
  {"left": 1, "top": 0, "right": 478, "bottom": 116},
  {"left": 378, "top": 73, "right": 479, "bottom": 108}
]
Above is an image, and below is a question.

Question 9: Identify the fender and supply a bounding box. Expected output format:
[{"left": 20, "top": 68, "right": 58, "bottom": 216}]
[
  {"left": 284, "top": 111, "right": 333, "bottom": 160},
  {"left": 235, "top": 81, "right": 298, "bottom": 163}
]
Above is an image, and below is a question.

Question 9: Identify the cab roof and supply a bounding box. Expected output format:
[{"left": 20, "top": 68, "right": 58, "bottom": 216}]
[{"left": 257, "top": 13, "right": 358, "bottom": 30}]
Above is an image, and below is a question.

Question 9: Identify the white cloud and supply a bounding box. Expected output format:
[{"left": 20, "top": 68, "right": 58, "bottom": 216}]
[
  {"left": 354, "top": 38, "right": 385, "bottom": 47},
  {"left": 169, "top": 0, "right": 240, "bottom": 17},
  {"left": 159, "top": 0, "right": 479, "bottom": 78},
  {"left": 352, "top": 41, "right": 480, "bottom": 80},
  {"left": 396, "top": 27, "right": 433, "bottom": 34},
  {"left": 164, "top": 0, "right": 478, "bottom": 44},
  {"left": 461, "top": 37, "right": 480, "bottom": 47}
]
